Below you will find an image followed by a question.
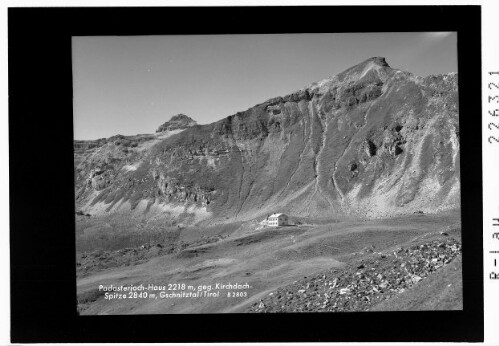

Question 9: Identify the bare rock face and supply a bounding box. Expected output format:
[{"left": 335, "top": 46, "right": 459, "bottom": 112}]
[
  {"left": 156, "top": 114, "right": 197, "bottom": 132},
  {"left": 74, "top": 57, "right": 459, "bottom": 221}
]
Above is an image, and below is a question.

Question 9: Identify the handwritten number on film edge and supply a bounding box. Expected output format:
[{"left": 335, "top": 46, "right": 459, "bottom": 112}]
[{"left": 488, "top": 72, "right": 499, "bottom": 144}]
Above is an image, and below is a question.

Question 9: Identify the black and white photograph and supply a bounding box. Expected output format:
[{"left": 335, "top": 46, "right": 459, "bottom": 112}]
[
  {"left": 73, "top": 33, "right": 463, "bottom": 315},
  {"left": 8, "top": 4, "right": 489, "bottom": 344}
]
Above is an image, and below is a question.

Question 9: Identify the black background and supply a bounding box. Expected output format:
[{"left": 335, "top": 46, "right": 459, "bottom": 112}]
[{"left": 9, "top": 6, "right": 483, "bottom": 343}]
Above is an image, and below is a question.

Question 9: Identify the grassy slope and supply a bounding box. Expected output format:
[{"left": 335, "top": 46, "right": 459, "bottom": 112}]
[{"left": 76, "top": 210, "right": 461, "bottom": 314}]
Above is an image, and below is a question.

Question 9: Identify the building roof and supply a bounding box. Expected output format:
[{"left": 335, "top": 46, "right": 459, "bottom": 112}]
[{"left": 269, "top": 213, "right": 286, "bottom": 218}]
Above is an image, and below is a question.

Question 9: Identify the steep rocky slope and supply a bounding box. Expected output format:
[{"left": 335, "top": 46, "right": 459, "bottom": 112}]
[{"left": 74, "top": 57, "right": 459, "bottom": 224}]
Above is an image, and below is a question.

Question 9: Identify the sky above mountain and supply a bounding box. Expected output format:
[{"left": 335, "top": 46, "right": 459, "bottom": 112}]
[{"left": 73, "top": 32, "right": 457, "bottom": 140}]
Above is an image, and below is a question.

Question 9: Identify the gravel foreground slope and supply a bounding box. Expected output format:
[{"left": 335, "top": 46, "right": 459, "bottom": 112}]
[
  {"left": 247, "top": 236, "right": 461, "bottom": 312},
  {"left": 370, "top": 254, "right": 462, "bottom": 311}
]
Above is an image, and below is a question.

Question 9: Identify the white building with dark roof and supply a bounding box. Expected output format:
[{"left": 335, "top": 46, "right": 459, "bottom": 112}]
[{"left": 266, "top": 213, "right": 288, "bottom": 227}]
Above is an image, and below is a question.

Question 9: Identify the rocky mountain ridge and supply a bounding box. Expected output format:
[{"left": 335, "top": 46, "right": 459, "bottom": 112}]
[
  {"left": 156, "top": 114, "right": 197, "bottom": 133},
  {"left": 74, "top": 57, "right": 460, "bottom": 224}
]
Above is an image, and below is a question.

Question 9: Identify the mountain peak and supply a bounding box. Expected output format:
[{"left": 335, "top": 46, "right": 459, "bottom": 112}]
[
  {"left": 170, "top": 113, "right": 194, "bottom": 122},
  {"left": 303, "top": 57, "right": 392, "bottom": 95},
  {"left": 336, "top": 56, "right": 391, "bottom": 81},
  {"left": 75, "top": 57, "right": 459, "bottom": 224},
  {"left": 366, "top": 56, "right": 389, "bottom": 67},
  {"left": 156, "top": 114, "right": 197, "bottom": 133}
]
